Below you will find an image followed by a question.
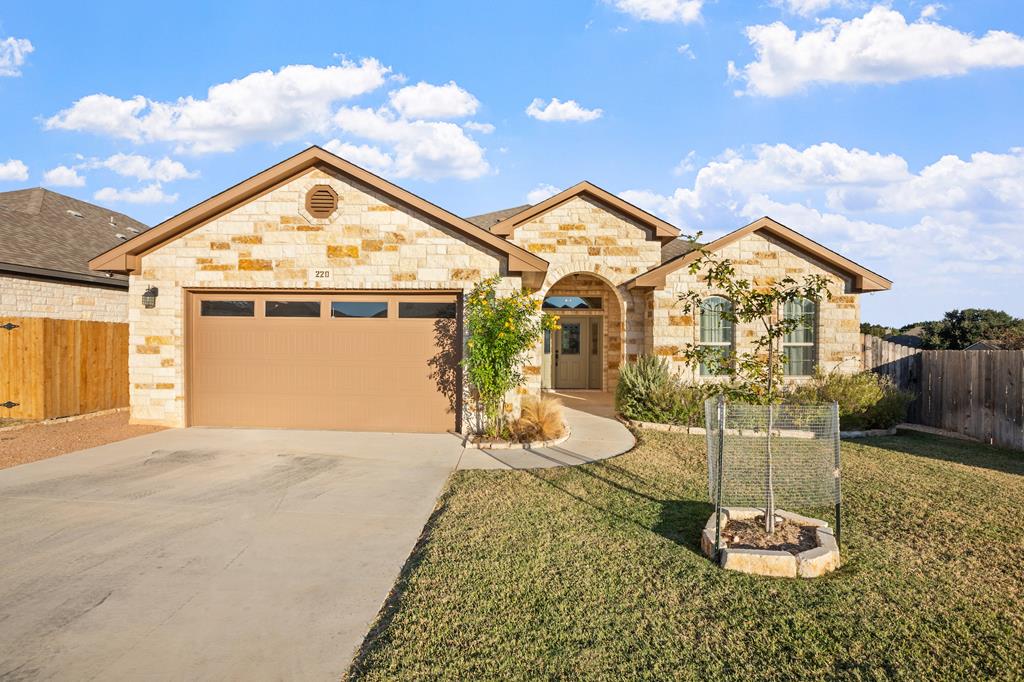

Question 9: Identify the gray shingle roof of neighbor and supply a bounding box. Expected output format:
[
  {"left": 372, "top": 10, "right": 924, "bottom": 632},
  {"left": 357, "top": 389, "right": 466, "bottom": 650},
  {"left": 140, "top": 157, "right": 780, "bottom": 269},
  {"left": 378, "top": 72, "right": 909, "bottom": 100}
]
[
  {"left": 0, "top": 188, "right": 148, "bottom": 287},
  {"left": 467, "top": 204, "right": 692, "bottom": 264}
]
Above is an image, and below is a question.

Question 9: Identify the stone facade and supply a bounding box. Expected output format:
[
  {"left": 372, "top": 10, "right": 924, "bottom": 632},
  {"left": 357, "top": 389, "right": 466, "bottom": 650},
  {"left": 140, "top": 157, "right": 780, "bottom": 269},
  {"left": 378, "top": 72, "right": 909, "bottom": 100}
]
[
  {"left": 652, "top": 231, "right": 862, "bottom": 382},
  {"left": 128, "top": 166, "right": 510, "bottom": 426},
  {"left": 0, "top": 274, "right": 128, "bottom": 322},
  {"left": 507, "top": 195, "right": 663, "bottom": 394}
]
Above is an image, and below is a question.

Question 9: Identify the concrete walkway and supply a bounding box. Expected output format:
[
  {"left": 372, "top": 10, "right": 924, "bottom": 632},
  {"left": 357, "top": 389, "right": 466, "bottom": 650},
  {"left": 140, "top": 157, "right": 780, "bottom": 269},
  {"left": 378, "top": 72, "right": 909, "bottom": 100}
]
[{"left": 457, "top": 391, "right": 635, "bottom": 470}]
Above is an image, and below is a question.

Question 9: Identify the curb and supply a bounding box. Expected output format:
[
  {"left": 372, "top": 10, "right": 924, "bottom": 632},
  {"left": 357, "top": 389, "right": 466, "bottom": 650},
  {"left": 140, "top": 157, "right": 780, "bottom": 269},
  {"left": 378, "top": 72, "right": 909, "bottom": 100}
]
[{"left": 471, "top": 426, "right": 572, "bottom": 451}]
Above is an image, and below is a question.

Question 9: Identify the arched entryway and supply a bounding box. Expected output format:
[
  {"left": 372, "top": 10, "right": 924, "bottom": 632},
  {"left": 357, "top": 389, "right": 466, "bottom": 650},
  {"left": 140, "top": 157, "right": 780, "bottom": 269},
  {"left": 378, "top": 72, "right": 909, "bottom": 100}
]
[{"left": 540, "top": 272, "right": 624, "bottom": 392}]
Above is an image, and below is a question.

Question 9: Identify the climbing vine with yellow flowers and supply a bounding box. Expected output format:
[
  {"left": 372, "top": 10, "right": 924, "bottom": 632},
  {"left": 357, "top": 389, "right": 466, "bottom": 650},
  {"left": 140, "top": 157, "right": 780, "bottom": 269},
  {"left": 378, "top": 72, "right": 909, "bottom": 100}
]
[{"left": 462, "top": 276, "right": 559, "bottom": 436}]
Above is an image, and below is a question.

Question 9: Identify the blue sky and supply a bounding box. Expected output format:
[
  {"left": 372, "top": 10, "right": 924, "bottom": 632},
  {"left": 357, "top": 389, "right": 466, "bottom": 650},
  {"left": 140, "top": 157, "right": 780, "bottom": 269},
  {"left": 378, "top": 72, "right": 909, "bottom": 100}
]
[{"left": 2, "top": 0, "right": 1023, "bottom": 326}]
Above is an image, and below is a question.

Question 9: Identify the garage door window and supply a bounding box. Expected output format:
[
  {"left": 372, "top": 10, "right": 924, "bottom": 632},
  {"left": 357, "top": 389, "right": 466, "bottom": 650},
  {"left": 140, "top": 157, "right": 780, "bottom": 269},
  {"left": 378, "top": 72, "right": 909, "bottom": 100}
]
[
  {"left": 399, "top": 302, "right": 457, "bottom": 319},
  {"left": 331, "top": 301, "right": 388, "bottom": 318},
  {"left": 200, "top": 300, "right": 254, "bottom": 317},
  {"left": 266, "top": 301, "right": 321, "bottom": 317}
]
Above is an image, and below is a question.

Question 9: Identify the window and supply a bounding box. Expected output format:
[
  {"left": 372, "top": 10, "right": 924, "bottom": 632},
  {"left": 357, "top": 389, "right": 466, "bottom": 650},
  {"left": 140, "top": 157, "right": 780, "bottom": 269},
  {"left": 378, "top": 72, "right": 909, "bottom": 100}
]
[
  {"left": 699, "top": 296, "right": 733, "bottom": 376},
  {"left": 543, "top": 329, "right": 551, "bottom": 353},
  {"left": 543, "top": 296, "right": 602, "bottom": 310},
  {"left": 399, "top": 302, "right": 457, "bottom": 319},
  {"left": 200, "top": 300, "right": 254, "bottom": 317},
  {"left": 783, "top": 297, "right": 817, "bottom": 376},
  {"left": 332, "top": 301, "right": 387, "bottom": 318},
  {"left": 560, "top": 323, "right": 581, "bottom": 355},
  {"left": 265, "top": 301, "right": 320, "bottom": 317}
]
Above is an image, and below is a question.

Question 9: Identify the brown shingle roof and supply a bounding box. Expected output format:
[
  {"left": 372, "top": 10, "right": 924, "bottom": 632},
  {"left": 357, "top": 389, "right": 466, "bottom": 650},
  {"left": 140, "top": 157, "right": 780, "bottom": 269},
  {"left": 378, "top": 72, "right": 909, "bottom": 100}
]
[
  {"left": 465, "top": 205, "right": 532, "bottom": 230},
  {"left": 660, "top": 238, "right": 700, "bottom": 264},
  {"left": 0, "top": 188, "right": 148, "bottom": 286}
]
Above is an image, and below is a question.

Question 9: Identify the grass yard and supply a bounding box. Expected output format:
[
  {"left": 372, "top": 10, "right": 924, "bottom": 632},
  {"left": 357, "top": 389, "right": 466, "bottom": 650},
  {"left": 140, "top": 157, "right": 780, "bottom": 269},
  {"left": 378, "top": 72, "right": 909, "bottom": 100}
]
[{"left": 348, "top": 430, "right": 1024, "bottom": 681}]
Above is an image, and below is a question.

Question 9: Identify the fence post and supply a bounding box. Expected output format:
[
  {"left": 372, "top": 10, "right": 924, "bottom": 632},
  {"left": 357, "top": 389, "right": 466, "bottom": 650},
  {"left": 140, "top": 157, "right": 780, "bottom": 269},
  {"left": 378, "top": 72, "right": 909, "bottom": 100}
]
[
  {"left": 832, "top": 400, "right": 842, "bottom": 548},
  {"left": 714, "top": 395, "right": 726, "bottom": 556}
]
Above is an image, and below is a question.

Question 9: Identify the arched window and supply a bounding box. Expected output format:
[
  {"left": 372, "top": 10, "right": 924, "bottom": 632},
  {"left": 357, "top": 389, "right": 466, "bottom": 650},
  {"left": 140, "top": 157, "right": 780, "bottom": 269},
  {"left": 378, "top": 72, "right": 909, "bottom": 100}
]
[
  {"left": 699, "top": 296, "right": 733, "bottom": 376},
  {"left": 783, "top": 297, "right": 817, "bottom": 376}
]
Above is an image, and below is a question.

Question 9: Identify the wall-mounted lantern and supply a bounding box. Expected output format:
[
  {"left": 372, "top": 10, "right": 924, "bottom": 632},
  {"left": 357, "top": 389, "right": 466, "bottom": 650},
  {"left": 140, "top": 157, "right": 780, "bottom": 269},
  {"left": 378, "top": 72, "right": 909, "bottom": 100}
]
[{"left": 142, "top": 286, "right": 159, "bottom": 309}]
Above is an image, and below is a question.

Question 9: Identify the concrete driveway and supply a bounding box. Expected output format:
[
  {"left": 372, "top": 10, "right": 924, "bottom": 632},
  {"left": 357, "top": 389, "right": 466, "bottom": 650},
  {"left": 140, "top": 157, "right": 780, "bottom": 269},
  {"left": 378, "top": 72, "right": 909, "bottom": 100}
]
[{"left": 0, "top": 427, "right": 465, "bottom": 681}]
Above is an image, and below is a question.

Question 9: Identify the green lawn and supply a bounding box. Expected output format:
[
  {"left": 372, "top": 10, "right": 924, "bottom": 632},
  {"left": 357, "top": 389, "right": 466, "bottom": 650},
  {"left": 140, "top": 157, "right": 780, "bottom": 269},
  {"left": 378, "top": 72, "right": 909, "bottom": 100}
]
[{"left": 348, "top": 431, "right": 1024, "bottom": 681}]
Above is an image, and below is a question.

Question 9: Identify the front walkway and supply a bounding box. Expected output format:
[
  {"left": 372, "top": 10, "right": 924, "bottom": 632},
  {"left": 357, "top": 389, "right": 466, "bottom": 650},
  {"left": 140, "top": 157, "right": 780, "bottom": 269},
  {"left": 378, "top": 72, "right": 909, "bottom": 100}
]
[{"left": 456, "top": 391, "right": 634, "bottom": 470}]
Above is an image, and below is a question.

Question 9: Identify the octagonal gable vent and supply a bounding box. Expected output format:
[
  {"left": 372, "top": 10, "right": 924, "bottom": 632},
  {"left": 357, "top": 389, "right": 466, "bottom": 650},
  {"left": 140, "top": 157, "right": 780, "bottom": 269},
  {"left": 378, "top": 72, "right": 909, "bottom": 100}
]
[{"left": 306, "top": 185, "right": 339, "bottom": 219}]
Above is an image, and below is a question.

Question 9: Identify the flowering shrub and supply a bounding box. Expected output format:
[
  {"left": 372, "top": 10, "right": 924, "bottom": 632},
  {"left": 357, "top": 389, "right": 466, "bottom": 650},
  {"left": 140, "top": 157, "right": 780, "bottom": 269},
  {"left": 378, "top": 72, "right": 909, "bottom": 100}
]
[{"left": 462, "top": 276, "right": 558, "bottom": 436}]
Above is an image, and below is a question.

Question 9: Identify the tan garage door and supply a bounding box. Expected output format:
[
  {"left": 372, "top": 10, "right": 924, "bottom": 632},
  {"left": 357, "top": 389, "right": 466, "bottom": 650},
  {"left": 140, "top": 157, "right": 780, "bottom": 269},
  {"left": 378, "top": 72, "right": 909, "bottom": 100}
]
[{"left": 188, "top": 292, "right": 460, "bottom": 432}]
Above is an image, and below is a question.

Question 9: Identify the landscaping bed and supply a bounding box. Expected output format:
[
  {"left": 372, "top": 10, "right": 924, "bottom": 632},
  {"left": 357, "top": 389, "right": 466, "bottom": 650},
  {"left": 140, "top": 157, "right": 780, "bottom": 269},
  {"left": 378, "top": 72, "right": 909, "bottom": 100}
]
[
  {"left": 348, "top": 430, "right": 1024, "bottom": 680},
  {"left": 0, "top": 411, "right": 164, "bottom": 470}
]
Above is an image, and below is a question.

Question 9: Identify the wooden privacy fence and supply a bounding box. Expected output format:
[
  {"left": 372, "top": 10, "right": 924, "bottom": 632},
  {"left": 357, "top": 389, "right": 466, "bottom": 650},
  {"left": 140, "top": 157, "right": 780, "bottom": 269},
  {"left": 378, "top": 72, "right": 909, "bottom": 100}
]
[
  {"left": 862, "top": 334, "right": 1024, "bottom": 450},
  {"left": 0, "top": 317, "right": 129, "bottom": 421}
]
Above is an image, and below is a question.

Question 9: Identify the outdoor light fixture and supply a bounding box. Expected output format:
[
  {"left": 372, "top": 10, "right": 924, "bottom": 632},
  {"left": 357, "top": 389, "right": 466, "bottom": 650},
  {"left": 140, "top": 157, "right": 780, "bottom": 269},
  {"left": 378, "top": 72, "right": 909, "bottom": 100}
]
[{"left": 142, "top": 286, "right": 159, "bottom": 309}]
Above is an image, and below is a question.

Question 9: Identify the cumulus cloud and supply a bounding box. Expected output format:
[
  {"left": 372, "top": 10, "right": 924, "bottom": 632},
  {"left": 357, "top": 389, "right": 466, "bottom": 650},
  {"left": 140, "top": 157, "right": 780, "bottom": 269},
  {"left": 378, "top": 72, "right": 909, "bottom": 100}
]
[
  {"left": 527, "top": 183, "right": 561, "bottom": 204},
  {"left": 42, "top": 165, "right": 85, "bottom": 187},
  {"left": 463, "top": 121, "right": 495, "bottom": 134},
  {"left": 526, "top": 97, "right": 603, "bottom": 122},
  {"left": 609, "top": 0, "right": 704, "bottom": 23},
  {"left": 94, "top": 184, "right": 178, "bottom": 204},
  {"left": 321, "top": 139, "right": 394, "bottom": 174},
  {"left": 770, "top": 0, "right": 850, "bottom": 17},
  {"left": 388, "top": 81, "right": 479, "bottom": 119},
  {"left": 0, "top": 36, "right": 33, "bottom": 77},
  {"left": 0, "top": 159, "right": 29, "bottom": 181},
  {"left": 677, "top": 44, "right": 696, "bottom": 59},
  {"left": 333, "top": 106, "right": 490, "bottom": 180},
  {"left": 85, "top": 153, "right": 198, "bottom": 182},
  {"left": 732, "top": 6, "right": 1024, "bottom": 97},
  {"left": 620, "top": 142, "right": 1024, "bottom": 320},
  {"left": 46, "top": 58, "right": 390, "bottom": 153}
]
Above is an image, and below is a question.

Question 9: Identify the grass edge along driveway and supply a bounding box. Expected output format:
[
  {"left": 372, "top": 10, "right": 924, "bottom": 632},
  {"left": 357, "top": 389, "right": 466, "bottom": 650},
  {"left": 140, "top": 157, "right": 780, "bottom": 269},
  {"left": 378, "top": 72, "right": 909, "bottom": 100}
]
[{"left": 347, "top": 430, "right": 1024, "bottom": 681}]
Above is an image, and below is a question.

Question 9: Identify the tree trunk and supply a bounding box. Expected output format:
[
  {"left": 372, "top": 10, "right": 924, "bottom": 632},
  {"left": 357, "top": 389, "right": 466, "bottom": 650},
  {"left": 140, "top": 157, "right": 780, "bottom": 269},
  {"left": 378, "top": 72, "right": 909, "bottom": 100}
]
[{"left": 765, "top": 336, "right": 777, "bottom": 534}]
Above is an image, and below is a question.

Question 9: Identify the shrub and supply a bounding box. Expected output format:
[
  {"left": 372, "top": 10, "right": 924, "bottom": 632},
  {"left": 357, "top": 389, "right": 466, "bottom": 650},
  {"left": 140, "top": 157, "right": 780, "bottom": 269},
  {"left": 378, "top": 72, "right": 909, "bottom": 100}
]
[
  {"left": 786, "top": 370, "right": 913, "bottom": 430},
  {"left": 512, "top": 395, "right": 566, "bottom": 442},
  {"left": 616, "top": 356, "right": 736, "bottom": 427}
]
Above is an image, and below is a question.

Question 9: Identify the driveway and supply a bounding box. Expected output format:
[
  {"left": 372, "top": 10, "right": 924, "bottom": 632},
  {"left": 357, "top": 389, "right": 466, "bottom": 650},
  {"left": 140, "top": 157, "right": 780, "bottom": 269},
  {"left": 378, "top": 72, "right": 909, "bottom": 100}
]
[{"left": 0, "top": 427, "right": 465, "bottom": 681}]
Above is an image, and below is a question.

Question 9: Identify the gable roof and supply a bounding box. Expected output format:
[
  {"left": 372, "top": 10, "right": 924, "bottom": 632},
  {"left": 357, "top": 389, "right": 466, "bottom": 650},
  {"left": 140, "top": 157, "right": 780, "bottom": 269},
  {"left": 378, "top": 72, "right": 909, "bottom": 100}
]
[
  {"left": 89, "top": 146, "right": 548, "bottom": 275},
  {"left": 627, "top": 216, "right": 892, "bottom": 292},
  {"left": 488, "top": 182, "right": 679, "bottom": 244},
  {"left": 0, "top": 188, "right": 148, "bottom": 287}
]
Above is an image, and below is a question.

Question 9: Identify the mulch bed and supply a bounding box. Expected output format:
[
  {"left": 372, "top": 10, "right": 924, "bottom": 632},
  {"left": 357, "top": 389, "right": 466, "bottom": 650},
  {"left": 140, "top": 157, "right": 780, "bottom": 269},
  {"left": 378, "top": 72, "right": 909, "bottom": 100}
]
[
  {"left": 723, "top": 516, "right": 817, "bottom": 554},
  {"left": 0, "top": 412, "right": 165, "bottom": 470}
]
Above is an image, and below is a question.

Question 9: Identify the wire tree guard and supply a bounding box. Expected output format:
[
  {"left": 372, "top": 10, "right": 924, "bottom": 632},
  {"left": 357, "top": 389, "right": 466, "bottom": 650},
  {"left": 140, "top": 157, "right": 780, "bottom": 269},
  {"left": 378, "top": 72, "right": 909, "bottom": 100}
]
[{"left": 705, "top": 396, "right": 842, "bottom": 555}]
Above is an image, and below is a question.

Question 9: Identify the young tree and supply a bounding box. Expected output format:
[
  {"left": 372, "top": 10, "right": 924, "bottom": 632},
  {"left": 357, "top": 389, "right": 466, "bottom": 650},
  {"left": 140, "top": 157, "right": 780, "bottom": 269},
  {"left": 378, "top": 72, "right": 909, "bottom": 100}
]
[
  {"left": 462, "top": 276, "right": 558, "bottom": 437},
  {"left": 677, "top": 250, "right": 833, "bottom": 533}
]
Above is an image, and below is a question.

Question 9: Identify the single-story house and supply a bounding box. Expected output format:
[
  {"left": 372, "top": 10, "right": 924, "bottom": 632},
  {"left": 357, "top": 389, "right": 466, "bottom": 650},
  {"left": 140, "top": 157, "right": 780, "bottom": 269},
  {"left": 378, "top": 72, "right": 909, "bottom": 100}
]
[
  {"left": 0, "top": 188, "right": 148, "bottom": 323},
  {"left": 89, "top": 146, "right": 891, "bottom": 433}
]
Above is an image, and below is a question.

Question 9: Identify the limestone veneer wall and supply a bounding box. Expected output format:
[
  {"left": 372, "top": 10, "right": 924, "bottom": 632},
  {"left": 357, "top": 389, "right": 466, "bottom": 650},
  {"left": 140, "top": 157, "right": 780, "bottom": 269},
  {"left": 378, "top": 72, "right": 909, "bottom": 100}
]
[
  {"left": 507, "top": 195, "right": 664, "bottom": 394},
  {"left": 652, "top": 231, "right": 862, "bottom": 382},
  {"left": 129, "top": 166, "right": 511, "bottom": 427},
  {"left": 0, "top": 274, "right": 128, "bottom": 322}
]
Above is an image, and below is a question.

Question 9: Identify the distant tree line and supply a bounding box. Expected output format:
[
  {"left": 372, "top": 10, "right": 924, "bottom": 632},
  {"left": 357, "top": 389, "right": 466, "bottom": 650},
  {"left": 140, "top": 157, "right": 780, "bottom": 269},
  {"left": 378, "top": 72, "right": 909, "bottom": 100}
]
[{"left": 861, "top": 309, "right": 1024, "bottom": 350}]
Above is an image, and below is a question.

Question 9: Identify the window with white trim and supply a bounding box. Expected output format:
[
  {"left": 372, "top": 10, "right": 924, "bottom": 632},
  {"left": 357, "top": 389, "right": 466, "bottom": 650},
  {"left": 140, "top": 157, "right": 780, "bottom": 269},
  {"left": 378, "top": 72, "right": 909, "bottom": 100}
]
[
  {"left": 699, "top": 296, "right": 733, "bottom": 376},
  {"left": 783, "top": 297, "right": 817, "bottom": 376}
]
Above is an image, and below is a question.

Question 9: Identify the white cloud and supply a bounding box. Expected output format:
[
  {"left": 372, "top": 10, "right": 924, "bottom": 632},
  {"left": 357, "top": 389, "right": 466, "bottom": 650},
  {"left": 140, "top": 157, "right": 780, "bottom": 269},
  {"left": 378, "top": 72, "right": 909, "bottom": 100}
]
[
  {"left": 609, "top": 0, "right": 704, "bottom": 24},
  {"left": 620, "top": 142, "right": 1024, "bottom": 321},
  {"left": 86, "top": 153, "right": 198, "bottom": 182},
  {"left": 463, "top": 121, "right": 495, "bottom": 134},
  {"left": 733, "top": 6, "right": 1024, "bottom": 97},
  {"left": 42, "top": 165, "right": 85, "bottom": 187},
  {"left": 673, "top": 150, "right": 698, "bottom": 175},
  {"left": 920, "top": 4, "right": 943, "bottom": 20},
  {"left": 677, "top": 44, "right": 696, "bottom": 59},
  {"left": 0, "top": 36, "right": 33, "bottom": 77},
  {"left": 526, "top": 97, "right": 603, "bottom": 122},
  {"left": 527, "top": 184, "right": 561, "bottom": 204},
  {"left": 94, "top": 184, "right": 178, "bottom": 204},
  {"left": 322, "top": 139, "right": 394, "bottom": 174},
  {"left": 388, "top": 81, "right": 479, "bottom": 119},
  {"left": 333, "top": 106, "right": 490, "bottom": 180},
  {"left": 770, "top": 0, "right": 851, "bottom": 17},
  {"left": 46, "top": 57, "right": 390, "bottom": 153},
  {"left": 0, "top": 159, "right": 29, "bottom": 181}
]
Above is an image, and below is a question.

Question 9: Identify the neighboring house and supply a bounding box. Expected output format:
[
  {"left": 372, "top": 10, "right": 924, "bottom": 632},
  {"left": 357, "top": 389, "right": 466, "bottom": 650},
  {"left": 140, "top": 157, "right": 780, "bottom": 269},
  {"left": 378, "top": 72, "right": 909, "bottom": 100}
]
[
  {"left": 886, "top": 326, "right": 925, "bottom": 348},
  {"left": 964, "top": 340, "right": 1007, "bottom": 350},
  {"left": 0, "top": 188, "right": 148, "bottom": 323},
  {"left": 89, "top": 147, "right": 891, "bottom": 432}
]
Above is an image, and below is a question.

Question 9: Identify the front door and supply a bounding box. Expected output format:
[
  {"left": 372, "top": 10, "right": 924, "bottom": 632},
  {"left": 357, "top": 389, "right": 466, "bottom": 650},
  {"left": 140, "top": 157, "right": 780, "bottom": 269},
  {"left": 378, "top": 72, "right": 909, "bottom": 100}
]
[{"left": 555, "top": 316, "right": 589, "bottom": 389}]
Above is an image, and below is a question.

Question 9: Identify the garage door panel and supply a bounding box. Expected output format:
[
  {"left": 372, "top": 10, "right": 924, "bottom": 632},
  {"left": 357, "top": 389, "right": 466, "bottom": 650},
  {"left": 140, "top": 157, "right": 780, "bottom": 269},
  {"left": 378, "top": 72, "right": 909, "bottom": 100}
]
[{"left": 190, "top": 292, "right": 459, "bottom": 432}]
